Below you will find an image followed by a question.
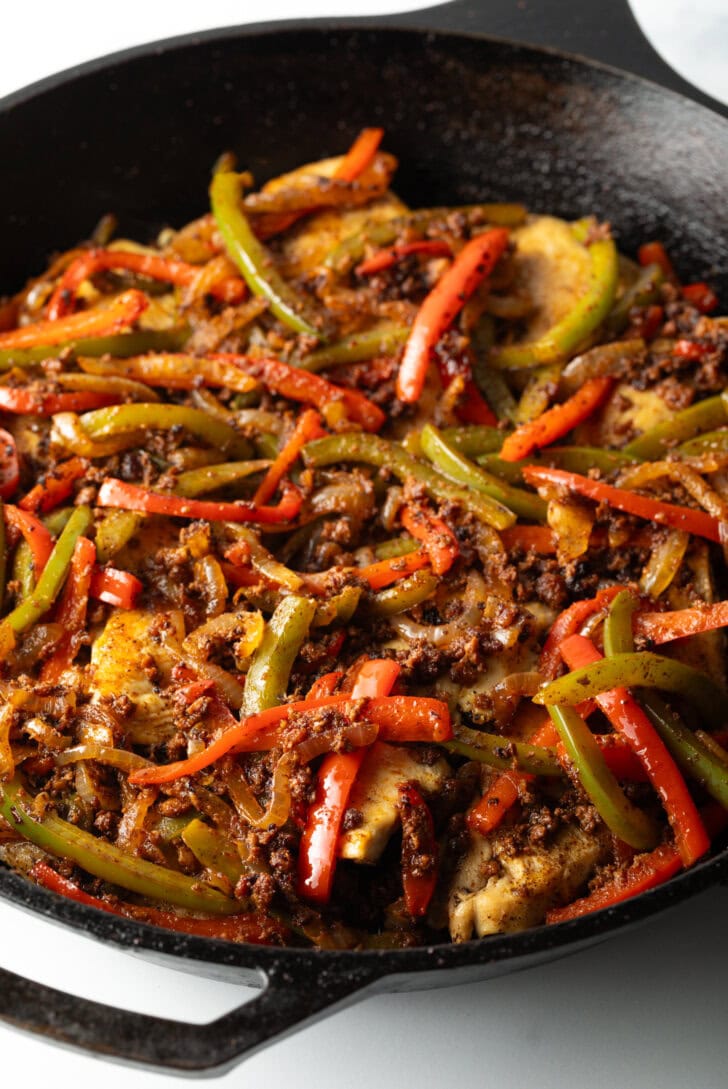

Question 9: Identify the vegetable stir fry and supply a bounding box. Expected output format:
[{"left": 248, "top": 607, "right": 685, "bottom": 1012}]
[{"left": 0, "top": 129, "right": 727, "bottom": 948}]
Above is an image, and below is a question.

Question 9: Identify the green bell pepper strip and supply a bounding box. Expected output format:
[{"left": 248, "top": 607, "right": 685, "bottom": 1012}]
[
  {"left": 174, "top": 460, "right": 271, "bottom": 498},
  {"left": 439, "top": 425, "right": 505, "bottom": 457},
  {"left": 547, "top": 704, "right": 657, "bottom": 849},
  {"left": 641, "top": 692, "right": 728, "bottom": 810},
  {"left": 367, "top": 569, "right": 439, "bottom": 617},
  {"left": 242, "top": 593, "right": 317, "bottom": 716},
  {"left": 95, "top": 509, "right": 143, "bottom": 564},
  {"left": 372, "top": 535, "right": 418, "bottom": 560},
  {"left": 0, "top": 777, "right": 238, "bottom": 914},
  {"left": 419, "top": 423, "right": 547, "bottom": 522},
  {"left": 11, "top": 539, "right": 35, "bottom": 602},
  {"left": 623, "top": 393, "right": 728, "bottom": 460},
  {"left": 444, "top": 731, "right": 561, "bottom": 777},
  {"left": 514, "top": 363, "right": 563, "bottom": 424},
  {"left": 604, "top": 589, "right": 638, "bottom": 657},
  {"left": 0, "top": 498, "right": 5, "bottom": 613},
  {"left": 559, "top": 338, "right": 646, "bottom": 395},
  {"left": 0, "top": 505, "right": 92, "bottom": 641},
  {"left": 311, "top": 585, "right": 362, "bottom": 627},
  {"left": 603, "top": 262, "right": 663, "bottom": 337},
  {"left": 478, "top": 446, "right": 633, "bottom": 484},
  {"left": 298, "top": 323, "right": 409, "bottom": 372},
  {"left": 324, "top": 203, "right": 528, "bottom": 273},
  {"left": 79, "top": 403, "right": 252, "bottom": 459},
  {"left": 181, "top": 818, "right": 246, "bottom": 885},
  {"left": 535, "top": 650, "right": 726, "bottom": 729},
  {"left": 679, "top": 428, "right": 728, "bottom": 456},
  {"left": 0, "top": 327, "right": 189, "bottom": 371},
  {"left": 210, "top": 171, "right": 321, "bottom": 339},
  {"left": 303, "top": 432, "right": 517, "bottom": 530},
  {"left": 491, "top": 237, "right": 619, "bottom": 369}
]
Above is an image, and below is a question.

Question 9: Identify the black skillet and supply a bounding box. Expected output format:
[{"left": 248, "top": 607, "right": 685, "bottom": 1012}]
[{"left": 1, "top": 0, "right": 727, "bottom": 1074}]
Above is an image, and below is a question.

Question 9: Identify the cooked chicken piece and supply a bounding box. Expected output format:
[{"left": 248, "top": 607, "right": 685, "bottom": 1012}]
[
  {"left": 339, "top": 741, "right": 450, "bottom": 864},
  {"left": 577, "top": 382, "right": 673, "bottom": 449},
  {"left": 448, "top": 823, "right": 605, "bottom": 940},
  {"left": 510, "top": 214, "right": 592, "bottom": 342}
]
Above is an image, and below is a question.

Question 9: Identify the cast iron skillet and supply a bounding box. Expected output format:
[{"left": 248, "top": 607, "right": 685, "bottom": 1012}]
[{"left": 1, "top": 0, "right": 727, "bottom": 1074}]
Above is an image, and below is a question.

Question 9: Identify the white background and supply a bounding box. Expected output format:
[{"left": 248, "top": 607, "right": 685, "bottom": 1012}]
[{"left": 1, "top": 2, "right": 727, "bottom": 1087}]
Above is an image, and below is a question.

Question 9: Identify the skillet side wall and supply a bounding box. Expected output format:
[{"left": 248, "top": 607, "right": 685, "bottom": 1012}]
[{"left": 0, "top": 28, "right": 727, "bottom": 294}]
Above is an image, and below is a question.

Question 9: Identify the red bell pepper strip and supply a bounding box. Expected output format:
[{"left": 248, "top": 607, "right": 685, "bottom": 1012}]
[
  {"left": 297, "top": 748, "right": 367, "bottom": 904},
  {"left": 89, "top": 566, "right": 143, "bottom": 608},
  {"left": 5, "top": 505, "right": 54, "bottom": 577},
  {"left": 673, "top": 339, "right": 706, "bottom": 361},
  {"left": 211, "top": 353, "right": 385, "bottom": 432},
  {"left": 396, "top": 227, "right": 510, "bottom": 403},
  {"left": 400, "top": 502, "right": 459, "bottom": 576},
  {"left": 39, "top": 535, "right": 96, "bottom": 682},
  {"left": 358, "top": 549, "right": 431, "bottom": 590},
  {"left": 500, "top": 525, "right": 557, "bottom": 554},
  {"left": 0, "top": 289, "right": 148, "bottom": 351},
  {"left": 539, "top": 585, "right": 623, "bottom": 679},
  {"left": 97, "top": 477, "right": 303, "bottom": 525},
  {"left": 47, "top": 249, "right": 246, "bottom": 320},
  {"left": 350, "top": 658, "right": 401, "bottom": 698},
  {"left": 30, "top": 860, "right": 287, "bottom": 944},
  {"left": 0, "top": 428, "right": 20, "bottom": 500},
  {"left": 454, "top": 380, "right": 499, "bottom": 427},
  {"left": 0, "top": 387, "right": 119, "bottom": 416},
  {"left": 523, "top": 465, "right": 722, "bottom": 543},
  {"left": 129, "top": 694, "right": 452, "bottom": 785},
  {"left": 634, "top": 601, "right": 728, "bottom": 644},
  {"left": 639, "top": 304, "right": 664, "bottom": 341},
  {"left": 253, "top": 409, "right": 325, "bottom": 507},
  {"left": 256, "top": 128, "right": 384, "bottom": 240},
  {"left": 682, "top": 282, "right": 718, "bottom": 314},
  {"left": 356, "top": 240, "right": 452, "bottom": 277},
  {"left": 306, "top": 671, "right": 344, "bottom": 699},
  {"left": 19, "top": 457, "right": 89, "bottom": 514},
  {"left": 398, "top": 782, "right": 438, "bottom": 917},
  {"left": 637, "top": 241, "right": 676, "bottom": 281},
  {"left": 560, "top": 633, "right": 709, "bottom": 866},
  {"left": 546, "top": 843, "right": 682, "bottom": 923},
  {"left": 499, "top": 377, "right": 613, "bottom": 462}
]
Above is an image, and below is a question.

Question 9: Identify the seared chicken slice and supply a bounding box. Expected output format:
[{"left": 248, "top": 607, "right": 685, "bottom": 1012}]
[
  {"left": 339, "top": 741, "right": 450, "bottom": 864},
  {"left": 448, "top": 823, "right": 605, "bottom": 940}
]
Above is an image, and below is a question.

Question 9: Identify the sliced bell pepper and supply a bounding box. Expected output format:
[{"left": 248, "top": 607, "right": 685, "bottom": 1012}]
[
  {"left": 356, "top": 240, "right": 452, "bottom": 277},
  {"left": 400, "top": 501, "right": 459, "bottom": 576},
  {"left": 78, "top": 352, "right": 259, "bottom": 394},
  {"left": 637, "top": 241, "right": 676, "bottom": 281},
  {"left": 80, "top": 401, "right": 251, "bottom": 458},
  {"left": 499, "top": 377, "right": 613, "bottom": 462},
  {"left": 18, "top": 457, "right": 89, "bottom": 514},
  {"left": 5, "top": 505, "right": 54, "bottom": 578},
  {"left": 89, "top": 565, "right": 143, "bottom": 609},
  {"left": 39, "top": 535, "right": 96, "bottom": 681},
  {"left": 539, "top": 585, "right": 623, "bottom": 679},
  {"left": 97, "top": 477, "right": 303, "bottom": 525},
  {"left": 242, "top": 594, "right": 317, "bottom": 716},
  {"left": 297, "top": 748, "right": 367, "bottom": 904},
  {"left": 0, "top": 289, "right": 148, "bottom": 351},
  {"left": 522, "top": 464, "right": 722, "bottom": 543},
  {"left": 349, "top": 658, "right": 401, "bottom": 698},
  {"left": 358, "top": 549, "right": 431, "bottom": 590},
  {"left": 546, "top": 843, "right": 682, "bottom": 923},
  {"left": 681, "top": 282, "right": 719, "bottom": 314},
  {"left": 559, "top": 633, "right": 709, "bottom": 866},
  {"left": 500, "top": 525, "right": 557, "bottom": 554},
  {"left": 0, "top": 428, "right": 19, "bottom": 502},
  {"left": 396, "top": 227, "right": 510, "bottom": 402},
  {"left": 299, "top": 323, "right": 410, "bottom": 372},
  {"left": 253, "top": 409, "right": 325, "bottom": 506},
  {"left": 622, "top": 394, "right": 727, "bottom": 460},
  {"left": 398, "top": 782, "right": 438, "bottom": 918},
  {"left": 46, "top": 248, "right": 246, "bottom": 320},
  {"left": 635, "top": 601, "right": 728, "bottom": 644},
  {"left": 0, "top": 387, "right": 118, "bottom": 416}
]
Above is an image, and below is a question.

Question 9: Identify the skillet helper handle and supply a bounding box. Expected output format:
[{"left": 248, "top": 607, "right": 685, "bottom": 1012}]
[
  {"left": 0, "top": 959, "right": 377, "bottom": 1075},
  {"left": 396, "top": 0, "right": 727, "bottom": 115}
]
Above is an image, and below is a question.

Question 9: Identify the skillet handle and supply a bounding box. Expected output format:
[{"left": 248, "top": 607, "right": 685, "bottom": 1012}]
[
  {"left": 393, "top": 0, "right": 727, "bottom": 116},
  {"left": 0, "top": 958, "right": 377, "bottom": 1075}
]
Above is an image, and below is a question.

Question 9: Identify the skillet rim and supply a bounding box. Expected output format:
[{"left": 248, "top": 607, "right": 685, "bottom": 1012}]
[{"left": 0, "top": 15, "right": 727, "bottom": 970}]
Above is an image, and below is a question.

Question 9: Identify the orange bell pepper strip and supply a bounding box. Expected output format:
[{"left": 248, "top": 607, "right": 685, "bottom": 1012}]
[
  {"left": 30, "top": 860, "right": 287, "bottom": 944},
  {"left": 0, "top": 387, "right": 118, "bottom": 416},
  {"left": 46, "top": 248, "right": 246, "bottom": 320},
  {"left": 522, "top": 465, "right": 722, "bottom": 543},
  {"left": 358, "top": 549, "right": 431, "bottom": 590},
  {"left": 499, "top": 377, "right": 613, "bottom": 462},
  {"left": 129, "top": 695, "right": 451, "bottom": 786},
  {"left": 560, "top": 633, "right": 709, "bottom": 866},
  {"left": 0, "top": 428, "right": 20, "bottom": 501},
  {"left": 398, "top": 782, "right": 438, "bottom": 917},
  {"left": 349, "top": 658, "right": 401, "bottom": 698},
  {"left": 634, "top": 601, "right": 728, "bottom": 645},
  {"left": 19, "top": 457, "right": 89, "bottom": 514},
  {"left": 681, "top": 282, "right": 718, "bottom": 314},
  {"left": 97, "top": 477, "right": 303, "bottom": 525},
  {"left": 396, "top": 227, "right": 510, "bottom": 403},
  {"left": 256, "top": 127, "right": 384, "bottom": 240},
  {"left": 546, "top": 843, "right": 683, "bottom": 923},
  {"left": 39, "top": 535, "right": 96, "bottom": 682},
  {"left": 637, "top": 241, "right": 676, "bottom": 281},
  {"left": 5, "top": 505, "right": 54, "bottom": 577},
  {"left": 0, "top": 289, "right": 148, "bottom": 351},
  {"left": 500, "top": 525, "right": 557, "bottom": 554},
  {"left": 539, "top": 585, "right": 623, "bottom": 680},
  {"left": 356, "top": 240, "right": 452, "bottom": 277},
  {"left": 78, "top": 352, "right": 259, "bottom": 394},
  {"left": 400, "top": 502, "right": 459, "bottom": 576},
  {"left": 306, "top": 671, "right": 344, "bottom": 699},
  {"left": 89, "top": 566, "right": 143, "bottom": 609},
  {"left": 211, "top": 353, "right": 385, "bottom": 432},
  {"left": 253, "top": 409, "right": 325, "bottom": 506}
]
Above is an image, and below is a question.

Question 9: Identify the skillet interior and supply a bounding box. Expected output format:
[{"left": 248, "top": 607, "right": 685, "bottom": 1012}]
[{"left": 0, "top": 13, "right": 727, "bottom": 1074}]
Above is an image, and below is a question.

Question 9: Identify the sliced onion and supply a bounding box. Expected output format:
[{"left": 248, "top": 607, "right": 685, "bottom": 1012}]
[
  {"left": 222, "top": 759, "right": 265, "bottom": 824},
  {"left": 640, "top": 529, "right": 689, "bottom": 598},
  {"left": 0, "top": 704, "right": 15, "bottom": 780},
  {"left": 547, "top": 498, "right": 594, "bottom": 564},
  {"left": 56, "top": 743, "right": 152, "bottom": 773},
  {"left": 193, "top": 555, "right": 229, "bottom": 619},
  {"left": 247, "top": 753, "right": 295, "bottom": 830},
  {"left": 293, "top": 721, "right": 379, "bottom": 765}
]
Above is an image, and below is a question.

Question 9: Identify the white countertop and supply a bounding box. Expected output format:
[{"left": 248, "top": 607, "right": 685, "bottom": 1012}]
[{"left": 1, "top": 3, "right": 727, "bottom": 1086}]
